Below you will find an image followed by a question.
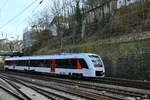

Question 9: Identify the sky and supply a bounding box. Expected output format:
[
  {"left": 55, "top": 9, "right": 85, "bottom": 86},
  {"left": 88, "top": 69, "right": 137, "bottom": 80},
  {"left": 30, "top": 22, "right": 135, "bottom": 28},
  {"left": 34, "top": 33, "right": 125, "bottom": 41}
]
[{"left": 0, "top": 0, "right": 49, "bottom": 40}]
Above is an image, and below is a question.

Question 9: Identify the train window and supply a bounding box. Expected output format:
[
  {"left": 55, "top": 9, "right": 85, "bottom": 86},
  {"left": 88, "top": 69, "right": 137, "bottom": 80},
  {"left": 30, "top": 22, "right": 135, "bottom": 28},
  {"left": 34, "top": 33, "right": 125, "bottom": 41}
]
[
  {"left": 88, "top": 55, "right": 99, "bottom": 58},
  {"left": 56, "top": 59, "right": 65, "bottom": 68},
  {"left": 7, "top": 61, "right": 12, "bottom": 65},
  {"left": 56, "top": 59, "right": 77, "bottom": 69},
  {"left": 21, "top": 60, "right": 25, "bottom": 66},
  {"left": 89, "top": 55, "right": 102, "bottom": 64},
  {"left": 89, "top": 55, "right": 103, "bottom": 67},
  {"left": 30, "top": 60, "right": 50, "bottom": 67},
  {"left": 4, "top": 61, "right": 7, "bottom": 65},
  {"left": 79, "top": 59, "right": 88, "bottom": 69},
  {"left": 5, "top": 59, "right": 88, "bottom": 69},
  {"left": 44, "top": 60, "right": 50, "bottom": 67},
  {"left": 55, "top": 59, "right": 88, "bottom": 69},
  {"left": 70, "top": 59, "right": 77, "bottom": 69},
  {"left": 16, "top": 60, "right": 20, "bottom": 66},
  {"left": 16, "top": 60, "right": 27, "bottom": 66},
  {"left": 30, "top": 60, "right": 34, "bottom": 67},
  {"left": 16, "top": 60, "right": 19, "bottom": 66},
  {"left": 63, "top": 59, "right": 69, "bottom": 68},
  {"left": 5, "top": 61, "right": 11, "bottom": 65},
  {"left": 30, "top": 60, "right": 39, "bottom": 67},
  {"left": 39, "top": 61, "right": 44, "bottom": 67},
  {"left": 24, "top": 60, "right": 29, "bottom": 66}
]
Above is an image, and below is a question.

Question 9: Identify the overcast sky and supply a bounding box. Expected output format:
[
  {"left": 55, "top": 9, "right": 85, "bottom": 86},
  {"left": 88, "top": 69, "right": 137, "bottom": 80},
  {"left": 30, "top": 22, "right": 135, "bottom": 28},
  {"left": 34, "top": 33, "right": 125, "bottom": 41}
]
[{"left": 0, "top": 0, "right": 48, "bottom": 40}]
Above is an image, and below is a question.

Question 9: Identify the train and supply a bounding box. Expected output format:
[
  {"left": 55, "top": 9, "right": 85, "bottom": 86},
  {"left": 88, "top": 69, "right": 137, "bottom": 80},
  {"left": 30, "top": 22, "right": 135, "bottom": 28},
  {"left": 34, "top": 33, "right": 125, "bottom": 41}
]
[{"left": 4, "top": 53, "right": 105, "bottom": 77}]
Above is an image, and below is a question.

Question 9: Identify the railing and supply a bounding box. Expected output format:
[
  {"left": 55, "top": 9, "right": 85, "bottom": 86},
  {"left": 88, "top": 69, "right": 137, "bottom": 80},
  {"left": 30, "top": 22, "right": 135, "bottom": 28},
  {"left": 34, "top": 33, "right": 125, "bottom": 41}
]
[{"left": 0, "top": 51, "right": 23, "bottom": 56}]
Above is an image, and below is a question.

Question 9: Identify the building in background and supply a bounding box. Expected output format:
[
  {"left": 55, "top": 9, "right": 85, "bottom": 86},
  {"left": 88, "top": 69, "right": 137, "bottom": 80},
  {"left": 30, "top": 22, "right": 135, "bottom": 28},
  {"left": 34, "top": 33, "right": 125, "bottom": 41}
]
[
  {"left": 0, "top": 39, "right": 9, "bottom": 49},
  {"left": 49, "top": 16, "right": 69, "bottom": 37},
  {"left": 117, "top": 0, "right": 146, "bottom": 9},
  {"left": 23, "top": 26, "right": 37, "bottom": 49},
  {"left": 23, "top": 27, "right": 32, "bottom": 48},
  {"left": 23, "top": 24, "right": 50, "bottom": 49}
]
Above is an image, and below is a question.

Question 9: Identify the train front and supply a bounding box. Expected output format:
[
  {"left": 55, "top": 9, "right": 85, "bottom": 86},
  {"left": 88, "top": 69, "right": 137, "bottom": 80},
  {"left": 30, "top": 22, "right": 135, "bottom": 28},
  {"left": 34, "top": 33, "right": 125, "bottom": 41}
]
[{"left": 88, "top": 54, "right": 105, "bottom": 77}]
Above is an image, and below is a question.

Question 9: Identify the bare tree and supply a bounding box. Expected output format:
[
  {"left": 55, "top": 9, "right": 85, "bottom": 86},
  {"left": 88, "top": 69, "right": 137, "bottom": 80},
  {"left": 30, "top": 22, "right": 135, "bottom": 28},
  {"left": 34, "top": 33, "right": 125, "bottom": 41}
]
[
  {"left": 28, "top": 9, "right": 51, "bottom": 29},
  {"left": 46, "top": 0, "right": 74, "bottom": 48},
  {"left": 85, "top": 0, "right": 100, "bottom": 9}
]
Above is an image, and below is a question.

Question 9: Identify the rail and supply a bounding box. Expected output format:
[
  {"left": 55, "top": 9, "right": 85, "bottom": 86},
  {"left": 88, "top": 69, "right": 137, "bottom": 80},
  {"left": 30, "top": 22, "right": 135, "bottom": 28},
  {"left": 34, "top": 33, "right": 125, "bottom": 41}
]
[{"left": 1, "top": 71, "right": 150, "bottom": 99}]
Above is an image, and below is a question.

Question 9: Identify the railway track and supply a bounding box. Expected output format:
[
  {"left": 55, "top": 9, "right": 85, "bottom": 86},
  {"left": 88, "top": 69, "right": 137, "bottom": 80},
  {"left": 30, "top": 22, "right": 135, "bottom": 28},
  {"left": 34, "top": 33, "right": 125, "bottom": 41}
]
[
  {"left": 6, "top": 79, "right": 76, "bottom": 100},
  {"left": 0, "top": 74, "right": 113, "bottom": 100},
  {"left": 86, "top": 77, "right": 150, "bottom": 90},
  {"left": 0, "top": 77, "right": 57, "bottom": 100},
  {"left": 0, "top": 77, "right": 81, "bottom": 100},
  {"left": 1, "top": 71, "right": 150, "bottom": 100},
  {"left": 4, "top": 70, "right": 150, "bottom": 90},
  {"left": 0, "top": 85, "right": 24, "bottom": 100}
]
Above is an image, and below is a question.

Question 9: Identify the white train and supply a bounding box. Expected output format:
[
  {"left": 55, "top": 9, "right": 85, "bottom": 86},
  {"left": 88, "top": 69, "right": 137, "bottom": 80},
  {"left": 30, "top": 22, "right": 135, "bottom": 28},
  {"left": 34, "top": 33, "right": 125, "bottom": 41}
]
[{"left": 4, "top": 53, "right": 105, "bottom": 77}]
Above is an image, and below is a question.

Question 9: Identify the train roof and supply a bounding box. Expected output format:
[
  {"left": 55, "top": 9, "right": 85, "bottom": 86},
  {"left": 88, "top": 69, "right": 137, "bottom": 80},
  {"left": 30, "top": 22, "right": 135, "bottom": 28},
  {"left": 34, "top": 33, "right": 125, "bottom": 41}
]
[{"left": 5, "top": 53, "right": 99, "bottom": 61}]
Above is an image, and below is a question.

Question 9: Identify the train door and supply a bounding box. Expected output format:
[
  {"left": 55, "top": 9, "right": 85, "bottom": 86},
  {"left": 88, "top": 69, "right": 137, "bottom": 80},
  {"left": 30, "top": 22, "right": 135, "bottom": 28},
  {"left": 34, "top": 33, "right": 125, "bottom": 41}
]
[
  {"left": 28, "top": 60, "right": 30, "bottom": 71},
  {"left": 12, "top": 60, "right": 16, "bottom": 70},
  {"left": 50, "top": 59, "right": 56, "bottom": 72}
]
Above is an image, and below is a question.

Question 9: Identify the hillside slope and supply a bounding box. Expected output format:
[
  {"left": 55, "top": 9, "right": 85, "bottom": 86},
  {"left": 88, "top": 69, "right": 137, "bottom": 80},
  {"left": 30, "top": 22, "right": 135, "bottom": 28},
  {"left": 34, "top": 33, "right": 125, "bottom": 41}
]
[
  {"left": 31, "top": 2, "right": 150, "bottom": 80},
  {"left": 34, "top": 34, "right": 150, "bottom": 80}
]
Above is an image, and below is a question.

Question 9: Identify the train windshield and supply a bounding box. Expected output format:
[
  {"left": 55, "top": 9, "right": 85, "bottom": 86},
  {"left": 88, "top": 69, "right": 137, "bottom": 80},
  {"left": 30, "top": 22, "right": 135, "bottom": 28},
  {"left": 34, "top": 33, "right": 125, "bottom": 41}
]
[{"left": 88, "top": 55, "right": 102, "bottom": 67}]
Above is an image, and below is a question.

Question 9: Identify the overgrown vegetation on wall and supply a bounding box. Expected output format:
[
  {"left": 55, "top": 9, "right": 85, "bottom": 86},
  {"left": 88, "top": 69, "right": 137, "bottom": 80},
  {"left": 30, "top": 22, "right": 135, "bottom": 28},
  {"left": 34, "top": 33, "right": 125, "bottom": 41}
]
[
  {"left": 26, "top": 1, "right": 150, "bottom": 53},
  {"left": 34, "top": 38, "right": 150, "bottom": 80},
  {"left": 24, "top": 1, "right": 150, "bottom": 80},
  {"left": 110, "top": 1, "right": 150, "bottom": 34}
]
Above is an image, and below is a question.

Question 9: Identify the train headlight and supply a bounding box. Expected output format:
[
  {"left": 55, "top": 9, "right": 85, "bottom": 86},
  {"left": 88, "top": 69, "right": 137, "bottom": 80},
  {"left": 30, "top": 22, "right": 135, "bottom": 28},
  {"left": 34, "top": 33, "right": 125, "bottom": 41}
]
[{"left": 94, "top": 64, "right": 102, "bottom": 67}]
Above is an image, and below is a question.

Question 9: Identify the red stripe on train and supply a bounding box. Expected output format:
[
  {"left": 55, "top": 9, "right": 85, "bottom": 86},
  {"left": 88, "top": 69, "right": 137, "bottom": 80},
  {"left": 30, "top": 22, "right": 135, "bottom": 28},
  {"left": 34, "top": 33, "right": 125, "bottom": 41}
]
[
  {"left": 50, "top": 59, "right": 56, "bottom": 72},
  {"left": 77, "top": 59, "right": 82, "bottom": 70},
  {"left": 13, "top": 61, "right": 16, "bottom": 70}
]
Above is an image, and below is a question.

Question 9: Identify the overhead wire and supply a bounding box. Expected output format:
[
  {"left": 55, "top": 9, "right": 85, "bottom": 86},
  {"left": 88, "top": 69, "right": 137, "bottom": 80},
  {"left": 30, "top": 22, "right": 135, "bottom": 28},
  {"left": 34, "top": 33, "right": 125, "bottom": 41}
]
[
  {"left": 0, "top": 0, "right": 38, "bottom": 30},
  {"left": 13, "top": 0, "right": 44, "bottom": 38},
  {"left": 31, "top": 0, "right": 43, "bottom": 14},
  {"left": 15, "top": 0, "right": 44, "bottom": 26},
  {"left": 13, "top": 0, "right": 44, "bottom": 34},
  {"left": 0, "top": 0, "right": 44, "bottom": 40}
]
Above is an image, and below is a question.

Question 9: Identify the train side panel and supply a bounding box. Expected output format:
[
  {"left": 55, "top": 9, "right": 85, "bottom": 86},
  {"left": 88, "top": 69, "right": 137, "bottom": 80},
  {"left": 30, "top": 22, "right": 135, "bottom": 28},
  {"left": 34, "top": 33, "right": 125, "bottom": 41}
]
[{"left": 4, "top": 53, "right": 105, "bottom": 77}]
